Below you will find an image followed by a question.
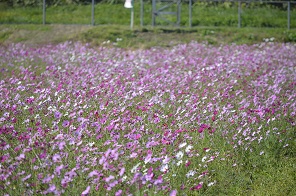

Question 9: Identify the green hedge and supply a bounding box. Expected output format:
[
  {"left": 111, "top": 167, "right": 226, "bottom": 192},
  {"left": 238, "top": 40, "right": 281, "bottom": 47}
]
[
  {"left": 0, "top": 0, "right": 122, "bottom": 7},
  {"left": 1, "top": 0, "right": 296, "bottom": 8}
]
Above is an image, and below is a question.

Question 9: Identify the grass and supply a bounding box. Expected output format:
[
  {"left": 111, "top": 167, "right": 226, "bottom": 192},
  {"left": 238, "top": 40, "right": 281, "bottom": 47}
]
[
  {"left": 0, "top": 2, "right": 296, "bottom": 48},
  {"left": 0, "top": 2, "right": 295, "bottom": 196},
  {"left": 1, "top": 40, "right": 296, "bottom": 196},
  {"left": 1, "top": 23, "right": 296, "bottom": 48},
  {"left": 0, "top": 2, "right": 295, "bottom": 27}
]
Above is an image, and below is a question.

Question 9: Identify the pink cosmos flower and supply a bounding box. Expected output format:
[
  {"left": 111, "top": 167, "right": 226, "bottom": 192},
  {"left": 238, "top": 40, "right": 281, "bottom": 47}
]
[
  {"left": 109, "top": 180, "right": 118, "bottom": 188},
  {"left": 62, "top": 120, "right": 70, "bottom": 127},
  {"left": 55, "top": 134, "right": 64, "bottom": 140},
  {"left": 81, "top": 186, "right": 90, "bottom": 196},
  {"left": 153, "top": 175, "right": 163, "bottom": 185},
  {"left": 185, "top": 160, "right": 191, "bottom": 167},
  {"left": 39, "top": 150, "right": 47, "bottom": 159},
  {"left": 1, "top": 154, "right": 10, "bottom": 163},
  {"left": 119, "top": 167, "right": 125, "bottom": 176},
  {"left": 55, "top": 165, "right": 64, "bottom": 176},
  {"left": 144, "top": 151, "right": 152, "bottom": 164},
  {"left": 54, "top": 111, "right": 62, "bottom": 119},
  {"left": 61, "top": 176, "right": 71, "bottom": 188},
  {"left": 105, "top": 175, "right": 115, "bottom": 183},
  {"left": 46, "top": 184, "right": 56, "bottom": 193},
  {"left": 22, "top": 174, "right": 31, "bottom": 182},
  {"left": 52, "top": 154, "right": 61, "bottom": 163},
  {"left": 58, "top": 141, "right": 66, "bottom": 150},
  {"left": 88, "top": 170, "right": 100, "bottom": 178},
  {"left": 42, "top": 174, "right": 54, "bottom": 184},
  {"left": 115, "top": 190, "right": 123, "bottom": 196},
  {"left": 170, "top": 190, "right": 177, "bottom": 196},
  {"left": 198, "top": 124, "right": 209, "bottom": 133},
  {"left": 16, "top": 153, "right": 25, "bottom": 161},
  {"left": 191, "top": 183, "right": 203, "bottom": 190}
]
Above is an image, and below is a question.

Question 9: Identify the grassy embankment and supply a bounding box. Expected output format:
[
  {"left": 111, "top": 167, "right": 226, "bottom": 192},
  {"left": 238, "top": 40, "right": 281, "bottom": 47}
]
[{"left": 0, "top": 2, "right": 296, "bottom": 48}]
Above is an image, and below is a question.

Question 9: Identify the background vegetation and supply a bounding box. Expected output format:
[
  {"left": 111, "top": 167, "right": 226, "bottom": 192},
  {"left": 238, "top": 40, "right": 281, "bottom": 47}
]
[
  {"left": 0, "top": 0, "right": 296, "bottom": 28},
  {"left": 0, "top": 0, "right": 296, "bottom": 48},
  {"left": 1, "top": 0, "right": 296, "bottom": 7},
  {"left": 1, "top": 24, "right": 296, "bottom": 48}
]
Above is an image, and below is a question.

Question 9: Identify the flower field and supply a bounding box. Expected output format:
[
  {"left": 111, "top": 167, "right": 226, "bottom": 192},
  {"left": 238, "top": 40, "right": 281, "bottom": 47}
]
[{"left": 0, "top": 41, "right": 295, "bottom": 195}]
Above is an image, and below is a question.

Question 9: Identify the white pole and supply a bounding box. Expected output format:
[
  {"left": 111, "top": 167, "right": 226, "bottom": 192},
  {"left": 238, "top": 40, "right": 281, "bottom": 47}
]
[{"left": 124, "top": 0, "right": 134, "bottom": 30}]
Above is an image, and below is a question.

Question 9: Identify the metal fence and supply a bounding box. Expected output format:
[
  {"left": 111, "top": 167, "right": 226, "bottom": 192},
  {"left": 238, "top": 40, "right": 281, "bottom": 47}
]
[
  {"left": 2, "top": 0, "right": 296, "bottom": 29},
  {"left": 152, "top": 0, "right": 295, "bottom": 29}
]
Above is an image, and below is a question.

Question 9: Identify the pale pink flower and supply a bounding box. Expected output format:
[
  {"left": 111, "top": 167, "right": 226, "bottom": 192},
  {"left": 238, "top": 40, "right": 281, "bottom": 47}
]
[
  {"left": 52, "top": 154, "right": 61, "bottom": 163},
  {"left": 115, "top": 190, "right": 123, "bottom": 196},
  {"left": 81, "top": 186, "right": 90, "bottom": 195},
  {"left": 170, "top": 190, "right": 177, "bottom": 196}
]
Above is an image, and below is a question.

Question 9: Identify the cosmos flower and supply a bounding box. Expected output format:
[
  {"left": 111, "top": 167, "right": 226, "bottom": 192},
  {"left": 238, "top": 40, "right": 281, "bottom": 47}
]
[
  {"left": 179, "top": 142, "right": 187, "bottom": 148},
  {"left": 175, "top": 151, "right": 184, "bottom": 160},
  {"left": 62, "top": 120, "right": 70, "bottom": 127},
  {"left": 22, "top": 174, "right": 31, "bottom": 182},
  {"left": 170, "top": 190, "right": 177, "bottom": 196},
  {"left": 55, "top": 111, "right": 62, "bottom": 119},
  {"left": 191, "top": 182, "right": 203, "bottom": 190},
  {"left": 55, "top": 165, "right": 64, "bottom": 176},
  {"left": 115, "top": 190, "right": 123, "bottom": 196},
  {"left": 119, "top": 167, "right": 125, "bottom": 176},
  {"left": 185, "top": 145, "right": 193, "bottom": 153},
  {"left": 88, "top": 170, "right": 100, "bottom": 178},
  {"left": 160, "top": 164, "right": 169, "bottom": 172},
  {"left": 81, "top": 186, "right": 90, "bottom": 195},
  {"left": 1, "top": 41, "right": 295, "bottom": 195},
  {"left": 52, "top": 154, "right": 62, "bottom": 163},
  {"left": 131, "top": 163, "right": 141, "bottom": 173},
  {"left": 186, "top": 170, "right": 196, "bottom": 178}
]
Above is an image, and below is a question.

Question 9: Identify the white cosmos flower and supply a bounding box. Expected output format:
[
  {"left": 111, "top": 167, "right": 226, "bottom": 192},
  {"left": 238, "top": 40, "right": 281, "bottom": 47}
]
[
  {"left": 176, "top": 151, "right": 184, "bottom": 160},
  {"left": 88, "top": 142, "right": 95, "bottom": 147},
  {"left": 162, "top": 155, "right": 170, "bottom": 164},
  {"left": 131, "top": 163, "right": 141, "bottom": 173},
  {"left": 185, "top": 145, "right": 193, "bottom": 153},
  {"left": 160, "top": 164, "right": 169, "bottom": 172},
  {"left": 122, "top": 175, "right": 127, "bottom": 182},
  {"left": 186, "top": 170, "right": 196, "bottom": 178},
  {"left": 208, "top": 181, "right": 216, "bottom": 187},
  {"left": 202, "top": 156, "right": 207, "bottom": 162},
  {"left": 179, "top": 142, "right": 187, "bottom": 148},
  {"left": 176, "top": 160, "right": 183, "bottom": 166}
]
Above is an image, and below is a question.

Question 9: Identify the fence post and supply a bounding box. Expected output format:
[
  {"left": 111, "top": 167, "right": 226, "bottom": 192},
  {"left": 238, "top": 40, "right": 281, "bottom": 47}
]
[
  {"left": 43, "top": 0, "right": 46, "bottom": 25},
  {"left": 238, "top": 1, "right": 241, "bottom": 28},
  {"left": 189, "top": 0, "right": 192, "bottom": 27},
  {"left": 91, "top": 0, "right": 95, "bottom": 25},
  {"left": 177, "top": 0, "right": 181, "bottom": 26},
  {"left": 141, "top": 0, "right": 144, "bottom": 26},
  {"left": 287, "top": 1, "right": 290, "bottom": 30},
  {"left": 152, "top": 0, "right": 156, "bottom": 26},
  {"left": 130, "top": 0, "right": 134, "bottom": 30}
]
